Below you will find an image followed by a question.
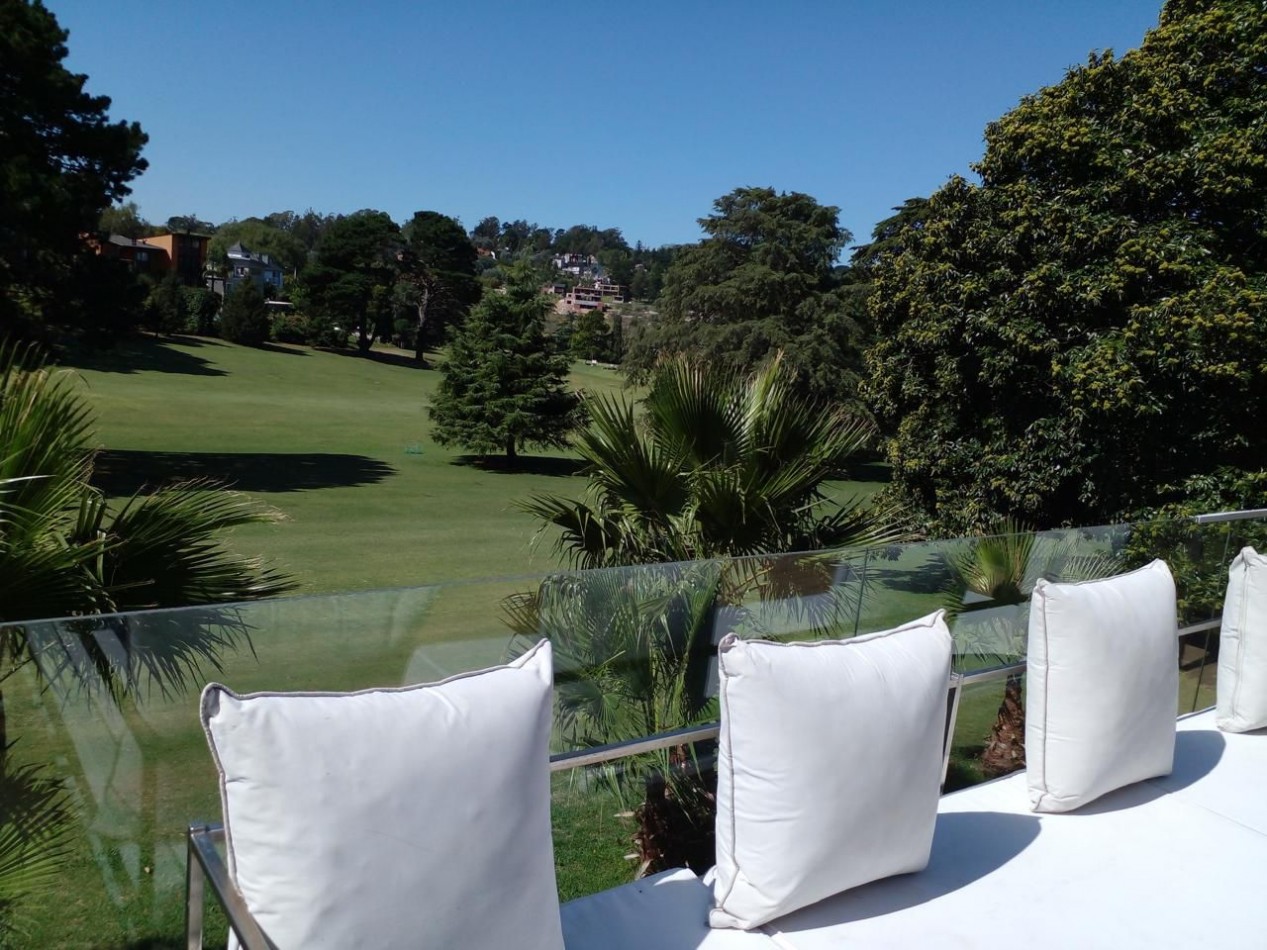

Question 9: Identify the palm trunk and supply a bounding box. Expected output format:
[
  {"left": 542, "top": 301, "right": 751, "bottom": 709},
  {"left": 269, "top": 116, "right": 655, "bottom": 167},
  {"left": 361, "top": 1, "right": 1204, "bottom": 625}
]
[
  {"left": 980, "top": 671, "right": 1026, "bottom": 776},
  {"left": 633, "top": 754, "right": 715, "bottom": 876}
]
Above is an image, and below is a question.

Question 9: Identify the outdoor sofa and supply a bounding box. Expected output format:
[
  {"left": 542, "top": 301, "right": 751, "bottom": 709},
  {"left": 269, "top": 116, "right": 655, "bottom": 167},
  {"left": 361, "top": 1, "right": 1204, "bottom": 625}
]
[{"left": 186, "top": 550, "right": 1267, "bottom": 949}]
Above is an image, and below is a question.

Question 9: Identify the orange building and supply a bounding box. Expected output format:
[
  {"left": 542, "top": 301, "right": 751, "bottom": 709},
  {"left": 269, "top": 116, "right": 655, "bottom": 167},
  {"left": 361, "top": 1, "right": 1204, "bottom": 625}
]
[{"left": 138, "top": 231, "right": 210, "bottom": 286}]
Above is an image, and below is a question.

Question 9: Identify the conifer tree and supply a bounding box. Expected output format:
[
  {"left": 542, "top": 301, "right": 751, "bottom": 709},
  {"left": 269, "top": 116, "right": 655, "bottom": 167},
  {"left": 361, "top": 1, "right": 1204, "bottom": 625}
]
[{"left": 430, "top": 265, "right": 581, "bottom": 459}]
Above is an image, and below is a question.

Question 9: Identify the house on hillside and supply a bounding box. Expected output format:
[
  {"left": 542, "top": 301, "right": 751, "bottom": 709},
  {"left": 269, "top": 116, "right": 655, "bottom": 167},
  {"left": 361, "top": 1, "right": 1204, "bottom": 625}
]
[
  {"left": 94, "top": 234, "right": 168, "bottom": 277},
  {"left": 206, "top": 242, "right": 285, "bottom": 297},
  {"left": 552, "top": 252, "right": 600, "bottom": 278},
  {"left": 140, "top": 231, "right": 210, "bottom": 286}
]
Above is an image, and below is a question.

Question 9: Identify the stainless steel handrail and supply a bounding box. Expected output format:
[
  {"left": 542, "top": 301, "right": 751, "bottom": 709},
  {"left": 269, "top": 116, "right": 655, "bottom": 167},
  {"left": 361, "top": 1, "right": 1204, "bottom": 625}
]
[{"left": 1191, "top": 508, "right": 1267, "bottom": 525}]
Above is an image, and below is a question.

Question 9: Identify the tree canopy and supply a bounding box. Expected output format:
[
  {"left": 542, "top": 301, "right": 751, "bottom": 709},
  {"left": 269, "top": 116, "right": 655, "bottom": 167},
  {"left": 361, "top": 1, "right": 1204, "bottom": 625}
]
[
  {"left": 398, "top": 210, "right": 481, "bottom": 361},
  {"left": 429, "top": 264, "right": 580, "bottom": 459},
  {"left": 1, "top": 0, "right": 148, "bottom": 342},
  {"left": 209, "top": 217, "right": 308, "bottom": 276},
  {"left": 624, "top": 187, "right": 870, "bottom": 409},
  {"left": 865, "top": 0, "right": 1267, "bottom": 533},
  {"left": 301, "top": 209, "right": 400, "bottom": 352}
]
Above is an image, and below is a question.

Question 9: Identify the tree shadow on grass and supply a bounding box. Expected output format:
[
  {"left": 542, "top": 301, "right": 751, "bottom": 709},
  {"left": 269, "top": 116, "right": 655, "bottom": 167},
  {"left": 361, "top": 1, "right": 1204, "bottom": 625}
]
[
  {"left": 867, "top": 561, "right": 954, "bottom": 595},
  {"left": 453, "top": 454, "right": 588, "bottom": 478},
  {"left": 92, "top": 450, "right": 396, "bottom": 495},
  {"left": 254, "top": 341, "right": 308, "bottom": 356},
  {"left": 60, "top": 338, "right": 227, "bottom": 377},
  {"left": 320, "top": 346, "right": 429, "bottom": 370},
  {"left": 843, "top": 459, "right": 892, "bottom": 484}
]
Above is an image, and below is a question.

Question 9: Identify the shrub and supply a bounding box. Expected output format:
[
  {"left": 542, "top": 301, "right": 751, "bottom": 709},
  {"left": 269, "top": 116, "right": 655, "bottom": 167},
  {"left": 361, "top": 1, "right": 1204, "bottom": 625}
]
[{"left": 219, "top": 280, "right": 270, "bottom": 346}]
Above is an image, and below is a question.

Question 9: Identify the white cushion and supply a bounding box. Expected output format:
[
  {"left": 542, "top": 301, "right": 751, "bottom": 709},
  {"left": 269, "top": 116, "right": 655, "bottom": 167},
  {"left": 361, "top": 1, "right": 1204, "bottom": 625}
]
[
  {"left": 710, "top": 612, "right": 953, "bottom": 931},
  {"left": 200, "top": 639, "right": 564, "bottom": 950},
  {"left": 1026, "top": 560, "right": 1178, "bottom": 813},
  {"left": 1217, "top": 547, "right": 1267, "bottom": 733}
]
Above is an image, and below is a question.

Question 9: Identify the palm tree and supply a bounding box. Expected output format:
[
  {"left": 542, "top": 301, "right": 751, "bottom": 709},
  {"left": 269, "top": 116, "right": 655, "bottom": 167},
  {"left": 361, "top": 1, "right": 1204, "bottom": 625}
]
[
  {"left": 522, "top": 352, "right": 902, "bottom": 567},
  {"left": 0, "top": 342, "right": 294, "bottom": 930},
  {"left": 515, "top": 353, "right": 905, "bottom": 872},
  {"left": 942, "top": 521, "right": 1119, "bottom": 776},
  {"left": 505, "top": 562, "right": 723, "bottom": 874}
]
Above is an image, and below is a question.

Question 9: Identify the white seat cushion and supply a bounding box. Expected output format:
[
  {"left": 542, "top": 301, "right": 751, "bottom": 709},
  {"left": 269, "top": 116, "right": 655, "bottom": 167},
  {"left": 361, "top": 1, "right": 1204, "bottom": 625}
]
[
  {"left": 1217, "top": 547, "right": 1267, "bottom": 732},
  {"left": 201, "top": 639, "right": 564, "bottom": 950},
  {"left": 1026, "top": 560, "right": 1178, "bottom": 813},
  {"left": 710, "top": 612, "right": 953, "bottom": 931}
]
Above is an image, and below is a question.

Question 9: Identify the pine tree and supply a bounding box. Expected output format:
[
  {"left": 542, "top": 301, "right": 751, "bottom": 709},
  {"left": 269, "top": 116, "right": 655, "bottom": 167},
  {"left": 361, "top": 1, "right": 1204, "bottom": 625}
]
[{"left": 430, "top": 265, "right": 581, "bottom": 459}]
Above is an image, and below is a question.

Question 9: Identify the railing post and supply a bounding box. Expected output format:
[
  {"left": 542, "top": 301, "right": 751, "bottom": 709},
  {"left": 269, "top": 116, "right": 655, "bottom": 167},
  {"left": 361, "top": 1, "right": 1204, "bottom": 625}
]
[{"left": 186, "top": 824, "right": 206, "bottom": 950}]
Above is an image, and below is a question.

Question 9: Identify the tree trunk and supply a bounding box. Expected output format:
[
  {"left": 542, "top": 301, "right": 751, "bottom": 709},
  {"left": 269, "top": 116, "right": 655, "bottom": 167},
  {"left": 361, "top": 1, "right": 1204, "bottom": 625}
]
[
  {"left": 505, "top": 436, "right": 517, "bottom": 460},
  {"left": 414, "top": 286, "right": 431, "bottom": 364},
  {"left": 980, "top": 672, "right": 1026, "bottom": 776}
]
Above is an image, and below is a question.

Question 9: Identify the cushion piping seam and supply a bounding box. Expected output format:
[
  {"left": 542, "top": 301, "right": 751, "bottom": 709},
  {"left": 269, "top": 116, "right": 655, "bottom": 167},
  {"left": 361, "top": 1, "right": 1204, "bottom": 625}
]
[{"left": 714, "top": 660, "right": 742, "bottom": 918}]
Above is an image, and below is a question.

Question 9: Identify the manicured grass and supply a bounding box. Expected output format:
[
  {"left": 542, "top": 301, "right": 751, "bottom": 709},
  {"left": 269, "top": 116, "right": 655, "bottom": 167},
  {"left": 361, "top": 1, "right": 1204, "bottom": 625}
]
[{"left": 65, "top": 336, "right": 644, "bottom": 594}]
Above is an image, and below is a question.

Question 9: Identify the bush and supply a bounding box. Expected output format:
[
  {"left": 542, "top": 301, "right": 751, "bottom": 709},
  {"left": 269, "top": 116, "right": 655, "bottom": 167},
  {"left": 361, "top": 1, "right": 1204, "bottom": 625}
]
[
  {"left": 270, "top": 309, "right": 309, "bottom": 344},
  {"left": 219, "top": 280, "right": 270, "bottom": 346},
  {"left": 185, "top": 287, "right": 221, "bottom": 335}
]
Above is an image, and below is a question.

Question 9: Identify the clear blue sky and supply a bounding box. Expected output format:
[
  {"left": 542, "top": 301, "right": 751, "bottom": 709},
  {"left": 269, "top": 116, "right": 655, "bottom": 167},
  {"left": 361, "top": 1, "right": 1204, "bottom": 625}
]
[{"left": 53, "top": 0, "right": 1163, "bottom": 250}]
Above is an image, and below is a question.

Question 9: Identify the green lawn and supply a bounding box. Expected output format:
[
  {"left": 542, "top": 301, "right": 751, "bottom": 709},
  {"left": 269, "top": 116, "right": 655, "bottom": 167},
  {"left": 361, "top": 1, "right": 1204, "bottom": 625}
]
[
  {"left": 66, "top": 336, "right": 890, "bottom": 594},
  {"left": 65, "top": 336, "right": 641, "bottom": 593}
]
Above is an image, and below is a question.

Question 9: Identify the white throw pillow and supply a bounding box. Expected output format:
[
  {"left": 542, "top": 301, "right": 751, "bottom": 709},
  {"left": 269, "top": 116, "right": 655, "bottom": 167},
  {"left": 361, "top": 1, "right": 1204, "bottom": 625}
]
[
  {"left": 200, "top": 639, "right": 564, "bottom": 950},
  {"left": 1026, "top": 560, "right": 1178, "bottom": 813},
  {"left": 1217, "top": 547, "right": 1267, "bottom": 733},
  {"left": 710, "top": 612, "right": 953, "bottom": 931}
]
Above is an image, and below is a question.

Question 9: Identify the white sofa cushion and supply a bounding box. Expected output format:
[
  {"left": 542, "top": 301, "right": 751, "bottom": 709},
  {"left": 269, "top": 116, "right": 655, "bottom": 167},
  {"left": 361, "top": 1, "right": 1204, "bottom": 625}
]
[
  {"left": 710, "top": 612, "right": 953, "bottom": 931},
  {"left": 1217, "top": 547, "right": 1267, "bottom": 733},
  {"left": 200, "top": 639, "right": 564, "bottom": 950},
  {"left": 1026, "top": 560, "right": 1178, "bottom": 813}
]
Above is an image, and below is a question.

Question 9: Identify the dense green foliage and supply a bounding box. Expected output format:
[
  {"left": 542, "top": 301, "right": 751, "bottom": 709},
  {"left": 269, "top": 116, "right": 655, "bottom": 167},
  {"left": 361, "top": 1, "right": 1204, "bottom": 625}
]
[
  {"left": 397, "top": 211, "right": 482, "bottom": 361},
  {"left": 208, "top": 217, "right": 308, "bottom": 275},
  {"left": 301, "top": 210, "right": 400, "bottom": 352},
  {"left": 865, "top": 0, "right": 1267, "bottom": 533},
  {"left": 624, "top": 187, "right": 870, "bottom": 408},
  {"left": 218, "top": 279, "right": 270, "bottom": 346},
  {"left": 1, "top": 0, "right": 148, "bottom": 344},
  {"left": 523, "top": 354, "right": 897, "bottom": 568},
  {"left": 144, "top": 271, "right": 188, "bottom": 336},
  {"left": 429, "top": 265, "right": 581, "bottom": 458}
]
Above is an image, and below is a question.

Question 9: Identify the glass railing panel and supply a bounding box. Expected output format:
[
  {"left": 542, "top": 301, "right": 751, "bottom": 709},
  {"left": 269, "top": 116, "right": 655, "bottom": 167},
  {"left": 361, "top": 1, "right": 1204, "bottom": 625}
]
[{"left": 3, "top": 511, "right": 1265, "bottom": 944}]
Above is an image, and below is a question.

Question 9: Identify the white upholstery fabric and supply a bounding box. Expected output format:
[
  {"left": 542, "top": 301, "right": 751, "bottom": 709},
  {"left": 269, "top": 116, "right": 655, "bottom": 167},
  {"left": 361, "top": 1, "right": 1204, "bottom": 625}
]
[
  {"left": 1026, "top": 560, "right": 1178, "bottom": 813},
  {"left": 1217, "top": 547, "right": 1267, "bottom": 733},
  {"left": 561, "top": 869, "right": 775, "bottom": 949},
  {"left": 201, "top": 639, "right": 564, "bottom": 950},
  {"left": 764, "top": 710, "right": 1267, "bottom": 950},
  {"left": 710, "top": 613, "right": 953, "bottom": 931}
]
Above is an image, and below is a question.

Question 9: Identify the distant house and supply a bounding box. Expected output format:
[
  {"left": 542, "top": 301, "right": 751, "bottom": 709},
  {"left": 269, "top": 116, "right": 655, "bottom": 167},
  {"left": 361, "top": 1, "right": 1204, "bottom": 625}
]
[
  {"left": 552, "top": 252, "right": 600, "bottom": 278},
  {"left": 140, "top": 231, "right": 210, "bottom": 286},
  {"left": 207, "top": 242, "right": 285, "bottom": 297},
  {"left": 554, "top": 280, "right": 629, "bottom": 315},
  {"left": 95, "top": 234, "right": 168, "bottom": 276}
]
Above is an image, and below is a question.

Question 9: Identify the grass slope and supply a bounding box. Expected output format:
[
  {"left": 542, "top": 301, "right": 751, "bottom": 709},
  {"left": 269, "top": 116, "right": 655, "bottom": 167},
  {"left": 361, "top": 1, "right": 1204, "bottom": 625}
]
[{"left": 68, "top": 337, "right": 637, "bottom": 592}]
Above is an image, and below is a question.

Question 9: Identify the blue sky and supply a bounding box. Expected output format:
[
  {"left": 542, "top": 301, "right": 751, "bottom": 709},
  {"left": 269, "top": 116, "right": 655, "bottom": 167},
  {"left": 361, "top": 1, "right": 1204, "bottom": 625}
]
[{"left": 54, "top": 1, "right": 1163, "bottom": 250}]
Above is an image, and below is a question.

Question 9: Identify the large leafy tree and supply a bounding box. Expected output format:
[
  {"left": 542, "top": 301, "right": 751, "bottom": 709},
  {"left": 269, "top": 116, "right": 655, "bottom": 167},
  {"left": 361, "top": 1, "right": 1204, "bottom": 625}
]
[
  {"left": 398, "top": 211, "right": 481, "bottom": 362},
  {"left": 865, "top": 0, "right": 1267, "bottom": 534},
  {"left": 429, "top": 264, "right": 581, "bottom": 460},
  {"left": 301, "top": 209, "right": 400, "bottom": 353},
  {"left": 523, "top": 353, "right": 899, "bottom": 568},
  {"left": 624, "top": 187, "right": 870, "bottom": 409},
  {"left": 1, "top": 0, "right": 148, "bottom": 343},
  {"left": 208, "top": 217, "right": 308, "bottom": 277}
]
